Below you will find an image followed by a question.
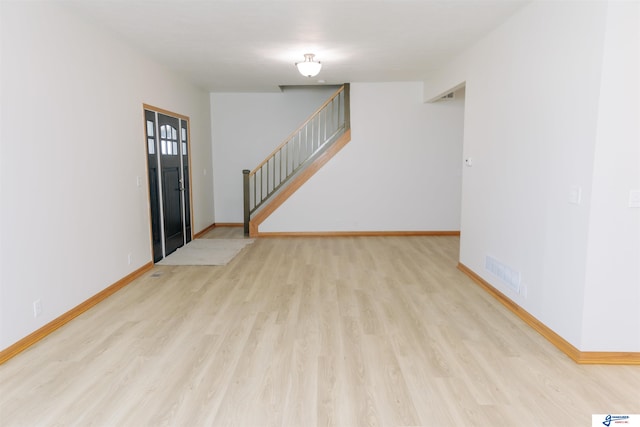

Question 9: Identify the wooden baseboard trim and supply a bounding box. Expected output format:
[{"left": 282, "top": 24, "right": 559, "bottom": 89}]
[
  {"left": 194, "top": 223, "right": 244, "bottom": 239},
  {"left": 193, "top": 223, "right": 217, "bottom": 239},
  {"left": 576, "top": 352, "right": 640, "bottom": 365},
  {"left": 257, "top": 230, "right": 461, "bottom": 238},
  {"left": 457, "top": 262, "right": 640, "bottom": 365},
  {"left": 0, "top": 262, "right": 154, "bottom": 365}
]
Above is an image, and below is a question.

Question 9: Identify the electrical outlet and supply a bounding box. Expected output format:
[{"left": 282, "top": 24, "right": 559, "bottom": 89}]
[
  {"left": 33, "top": 300, "right": 42, "bottom": 317},
  {"left": 127, "top": 253, "right": 132, "bottom": 265}
]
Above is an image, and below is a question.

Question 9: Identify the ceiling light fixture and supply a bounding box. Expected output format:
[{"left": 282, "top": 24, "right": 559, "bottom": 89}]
[{"left": 296, "top": 53, "right": 322, "bottom": 77}]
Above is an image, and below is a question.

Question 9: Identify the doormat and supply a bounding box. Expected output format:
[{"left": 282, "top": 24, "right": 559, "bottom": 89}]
[{"left": 157, "top": 238, "right": 254, "bottom": 266}]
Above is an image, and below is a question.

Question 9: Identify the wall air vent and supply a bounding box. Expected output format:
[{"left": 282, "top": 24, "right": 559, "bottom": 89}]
[{"left": 436, "top": 92, "right": 455, "bottom": 101}]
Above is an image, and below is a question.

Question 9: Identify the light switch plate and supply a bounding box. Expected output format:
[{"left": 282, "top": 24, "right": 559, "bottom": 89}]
[
  {"left": 569, "top": 186, "right": 582, "bottom": 205},
  {"left": 629, "top": 190, "right": 640, "bottom": 208}
]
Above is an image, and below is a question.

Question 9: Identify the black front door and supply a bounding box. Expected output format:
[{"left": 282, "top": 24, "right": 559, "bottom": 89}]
[
  {"left": 158, "top": 113, "right": 184, "bottom": 256},
  {"left": 145, "top": 108, "right": 192, "bottom": 261}
]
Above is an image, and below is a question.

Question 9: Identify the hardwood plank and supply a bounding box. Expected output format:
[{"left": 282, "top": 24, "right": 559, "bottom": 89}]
[
  {"left": 1, "top": 235, "right": 639, "bottom": 426},
  {"left": 0, "top": 262, "right": 153, "bottom": 364},
  {"left": 458, "top": 262, "right": 640, "bottom": 365}
]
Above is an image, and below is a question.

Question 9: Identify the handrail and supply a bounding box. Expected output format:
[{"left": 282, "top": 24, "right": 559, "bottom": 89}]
[
  {"left": 243, "top": 84, "right": 350, "bottom": 235},
  {"left": 250, "top": 85, "right": 345, "bottom": 175}
]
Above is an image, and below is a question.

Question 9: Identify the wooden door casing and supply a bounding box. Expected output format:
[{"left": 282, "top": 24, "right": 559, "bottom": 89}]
[{"left": 144, "top": 107, "right": 192, "bottom": 261}]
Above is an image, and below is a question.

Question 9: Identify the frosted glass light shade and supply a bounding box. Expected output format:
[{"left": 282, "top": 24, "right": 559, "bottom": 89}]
[{"left": 296, "top": 54, "right": 322, "bottom": 77}]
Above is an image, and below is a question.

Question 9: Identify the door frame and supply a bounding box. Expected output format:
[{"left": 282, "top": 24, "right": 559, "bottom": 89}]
[{"left": 142, "top": 103, "right": 194, "bottom": 262}]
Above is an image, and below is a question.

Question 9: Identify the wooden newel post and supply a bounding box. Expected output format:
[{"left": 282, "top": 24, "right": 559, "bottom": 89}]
[{"left": 243, "top": 169, "right": 250, "bottom": 236}]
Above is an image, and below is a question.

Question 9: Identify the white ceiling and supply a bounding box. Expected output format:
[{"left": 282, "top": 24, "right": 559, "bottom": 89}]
[{"left": 65, "top": 0, "right": 529, "bottom": 92}]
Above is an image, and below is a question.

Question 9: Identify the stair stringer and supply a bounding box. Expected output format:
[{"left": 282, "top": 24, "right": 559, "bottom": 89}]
[{"left": 249, "top": 129, "right": 351, "bottom": 237}]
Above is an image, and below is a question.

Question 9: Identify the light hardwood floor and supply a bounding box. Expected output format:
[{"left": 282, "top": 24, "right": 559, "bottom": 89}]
[{"left": 1, "top": 229, "right": 638, "bottom": 426}]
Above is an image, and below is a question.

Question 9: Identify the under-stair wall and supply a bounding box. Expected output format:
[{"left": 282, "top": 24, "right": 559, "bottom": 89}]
[
  {"left": 211, "top": 86, "right": 341, "bottom": 223},
  {"left": 244, "top": 84, "right": 351, "bottom": 235}
]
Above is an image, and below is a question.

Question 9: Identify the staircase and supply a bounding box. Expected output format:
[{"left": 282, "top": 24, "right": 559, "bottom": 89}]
[{"left": 243, "top": 84, "right": 351, "bottom": 237}]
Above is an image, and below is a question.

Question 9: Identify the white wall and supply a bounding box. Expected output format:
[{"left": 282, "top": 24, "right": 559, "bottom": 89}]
[
  {"left": 424, "top": 1, "right": 639, "bottom": 351},
  {"left": 0, "top": 2, "right": 214, "bottom": 350},
  {"left": 210, "top": 86, "right": 340, "bottom": 223},
  {"left": 261, "top": 82, "right": 464, "bottom": 232},
  {"left": 582, "top": 1, "right": 640, "bottom": 351}
]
